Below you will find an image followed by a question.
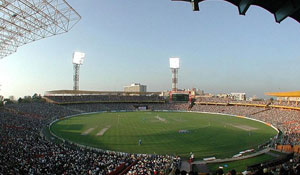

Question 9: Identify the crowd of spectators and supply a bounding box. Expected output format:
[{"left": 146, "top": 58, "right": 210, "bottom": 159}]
[
  {"left": 46, "top": 95, "right": 165, "bottom": 104},
  {"left": 191, "top": 104, "right": 300, "bottom": 145},
  {"left": 36, "top": 101, "right": 300, "bottom": 146},
  {"left": 1, "top": 97, "right": 300, "bottom": 174},
  {"left": 196, "top": 97, "right": 231, "bottom": 104},
  {"left": 47, "top": 101, "right": 300, "bottom": 146},
  {"left": 272, "top": 100, "right": 300, "bottom": 107},
  {"left": 65, "top": 103, "right": 137, "bottom": 112},
  {"left": 62, "top": 103, "right": 190, "bottom": 113},
  {"left": 0, "top": 102, "right": 179, "bottom": 174},
  {"left": 126, "top": 155, "right": 180, "bottom": 175},
  {"left": 196, "top": 96, "right": 300, "bottom": 107}
]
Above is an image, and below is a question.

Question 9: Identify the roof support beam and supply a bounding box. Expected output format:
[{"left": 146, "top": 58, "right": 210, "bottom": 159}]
[
  {"left": 238, "top": 0, "right": 253, "bottom": 15},
  {"left": 0, "top": 0, "right": 81, "bottom": 59},
  {"left": 275, "top": 0, "right": 300, "bottom": 23}
]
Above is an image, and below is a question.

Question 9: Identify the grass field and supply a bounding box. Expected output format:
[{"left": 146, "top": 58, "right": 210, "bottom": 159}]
[{"left": 51, "top": 111, "right": 277, "bottom": 158}]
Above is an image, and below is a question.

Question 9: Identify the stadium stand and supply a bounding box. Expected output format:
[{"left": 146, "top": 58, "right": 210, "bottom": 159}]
[
  {"left": 44, "top": 95, "right": 165, "bottom": 104},
  {"left": 2, "top": 97, "right": 300, "bottom": 174},
  {"left": 0, "top": 102, "right": 180, "bottom": 175}
]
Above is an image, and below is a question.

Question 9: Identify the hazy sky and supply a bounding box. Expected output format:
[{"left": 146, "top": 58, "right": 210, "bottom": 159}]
[{"left": 1, "top": 0, "right": 300, "bottom": 99}]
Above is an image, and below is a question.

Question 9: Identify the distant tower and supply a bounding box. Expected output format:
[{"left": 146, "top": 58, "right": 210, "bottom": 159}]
[
  {"left": 169, "top": 58, "right": 180, "bottom": 91},
  {"left": 72, "top": 52, "right": 85, "bottom": 91}
]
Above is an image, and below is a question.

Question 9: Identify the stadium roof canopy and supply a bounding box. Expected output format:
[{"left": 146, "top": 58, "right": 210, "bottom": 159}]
[
  {"left": 265, "top": 91, "right": 300, "bottom": 97},
  {"left": 0, "top": 0, "right": 81, "bottom": 59},
  {"left": 172, "top": 0, "right": 300, "bottom": 23}
]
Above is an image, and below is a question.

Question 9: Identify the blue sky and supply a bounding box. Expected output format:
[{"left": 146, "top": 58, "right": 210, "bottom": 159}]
[{"left": 1, "top": 0, "right": 300, "bottom": 99}]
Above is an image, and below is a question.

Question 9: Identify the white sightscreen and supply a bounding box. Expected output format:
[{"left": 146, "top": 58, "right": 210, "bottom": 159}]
[{"left": 169, "top": 57, "right": 180, "bottom": 68}]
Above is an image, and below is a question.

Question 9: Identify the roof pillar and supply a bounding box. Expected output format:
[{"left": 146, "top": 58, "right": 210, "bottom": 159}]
[
  {"left": 238, "top": 0, "right": 253, "bottom": 15},
  {"left": 192, "top": 0, "right": 200, "bottom": 11},
  {"left": 275, "top": 0, "right": 300, "bottom": 23}
]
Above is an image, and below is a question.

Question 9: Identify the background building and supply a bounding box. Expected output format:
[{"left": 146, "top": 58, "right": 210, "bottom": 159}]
[
  {"left": 124, "top": 83, "right": 147, "bottom": 93},
  {"left": 217, "top": 93, "right": 229, "bottom": 98},
  {"left": 230, "top": 93, "right": 246, "bottom": 101}
]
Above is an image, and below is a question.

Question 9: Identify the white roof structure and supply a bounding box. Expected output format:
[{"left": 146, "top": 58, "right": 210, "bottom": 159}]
[{"left": 0, "top": 0, "right": 81, "bottom": 59}]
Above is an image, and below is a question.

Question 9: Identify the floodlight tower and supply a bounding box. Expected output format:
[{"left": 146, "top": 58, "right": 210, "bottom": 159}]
[
  {"left": 169, "top": 58, "right": 180, "bottom": 91},
  {"left": 72, "top": 52, "right": 85, "bottom": 91}
]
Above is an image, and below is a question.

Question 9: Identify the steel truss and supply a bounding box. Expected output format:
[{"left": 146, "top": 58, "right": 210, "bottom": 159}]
[{"left": 0, "top": 0, "right": 81, "bottom": 58}]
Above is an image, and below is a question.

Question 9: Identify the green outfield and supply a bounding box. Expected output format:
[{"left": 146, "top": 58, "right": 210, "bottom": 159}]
[{"left": 50, "top": 111, "right": 277, "bottom": 159}]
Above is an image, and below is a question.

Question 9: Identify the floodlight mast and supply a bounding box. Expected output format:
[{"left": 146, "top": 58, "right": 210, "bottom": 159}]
[
  {"left": 73, "top": 64, "right": 80, "bottom": 91},
  {"left": 72, "top": 52, "right": 85, "bottom": 91},
  {"left": 169, "top": 58, "right": 180, "bottom": 92},
  {"left": 171, "top": 69, "right": 178, "bottom": 91}
]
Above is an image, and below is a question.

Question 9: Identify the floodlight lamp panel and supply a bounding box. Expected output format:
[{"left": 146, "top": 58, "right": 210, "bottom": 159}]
[
  {"left": 169, "top": 57, "right": 180, "bottom": 68},
  {"left": 72, "top": 52, "right": 85, "bottom": 64}
]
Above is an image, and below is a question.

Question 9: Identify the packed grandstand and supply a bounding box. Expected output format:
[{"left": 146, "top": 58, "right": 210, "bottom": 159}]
[
  {"left": 2, "top": 0, "right": 300, "bottom": 174},
  {"left": 1, "top": 94, "right": 300, "bottom": 175}
]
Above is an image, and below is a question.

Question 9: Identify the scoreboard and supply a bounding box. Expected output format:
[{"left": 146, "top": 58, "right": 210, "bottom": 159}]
[{"left": 171, "top": 94, "right": 189, "bottom": 102}]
